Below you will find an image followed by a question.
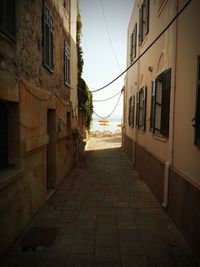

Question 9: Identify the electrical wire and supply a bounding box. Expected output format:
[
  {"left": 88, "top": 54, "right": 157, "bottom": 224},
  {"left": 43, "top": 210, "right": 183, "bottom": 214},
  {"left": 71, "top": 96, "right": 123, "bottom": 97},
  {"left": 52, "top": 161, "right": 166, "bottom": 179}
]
[
  {"left": 93, "top": 90, "right": 122, "bottom": 119},
  {"left": 93, "top": 88, "right": 123, "bottom": 102},
  {"left": 99, "top": 0, "right": 122, "bottom": 72},
  {"left": 91, "top": 0, "right": 192, "bottom": 93}
]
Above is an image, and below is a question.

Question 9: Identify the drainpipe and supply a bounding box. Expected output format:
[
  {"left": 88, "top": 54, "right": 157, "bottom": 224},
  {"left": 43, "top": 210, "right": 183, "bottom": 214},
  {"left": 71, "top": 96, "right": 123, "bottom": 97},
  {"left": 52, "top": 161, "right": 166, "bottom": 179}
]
[{"left": 162, "top": 0, "right": 178, "bottom": 209}]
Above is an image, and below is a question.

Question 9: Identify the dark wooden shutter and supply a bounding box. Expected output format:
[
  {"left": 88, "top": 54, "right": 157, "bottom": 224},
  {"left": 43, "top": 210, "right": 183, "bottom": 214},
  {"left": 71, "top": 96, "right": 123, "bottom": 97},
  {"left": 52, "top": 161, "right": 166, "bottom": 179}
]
[
  {"left": 131, "top": 95, "right": 135, "bottom": 128},
  {"left": 133, "top": 24, "right": 137, "bottom": 59},
  {"left": 44, "top": 5, "right": 50, "bottom": 67},
  {"left": 43, "top": 4, "right": 53, "bottom": 71},
  {"left": 0, "top": 102, "right": 8, "bottom": 170},
  {"left": 150, "top": 80, "right": 156, "bottom": 131},
  {"left": 139, "top": 7, "right": 143, "bottom": 45},
  {"left": 49, "top": 16, "right": 53, "bottom": 70},
  {"left": 161, "top": 69, "right": 171, "bottom": 137},
  {"left": 128, "top": 97, "right": 132, "bottom": 126},
  {"left": 144, "top": 0, "right": 149, "bottom": 35},
  {"left": 6, "top": 0, "right": 16, "bottom": 38},
  {"left": 195, "top": 56, "right": 200, "bottom": 146},
  {"left": 142, "top": 86, "right": 147, "bottom": 131},
  {"left": 136, "top": 93, "right": 139, "bottom": 128},
  {"left": 0, "top": 0, "right": 16, "bottom": 39}
]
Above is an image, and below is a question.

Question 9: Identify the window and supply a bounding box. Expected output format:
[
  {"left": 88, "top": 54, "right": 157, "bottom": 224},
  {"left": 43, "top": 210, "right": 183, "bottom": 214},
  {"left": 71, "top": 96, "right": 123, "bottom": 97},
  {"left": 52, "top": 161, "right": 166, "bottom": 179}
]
[
  {"left": 150, "top": 69, "right": 171, "bottom": 137},
  {"left": 130, "top": 24, "right": 137, "bottom": 63},
  {"left": 194, "top": 56, "right": 200, "bottom": 147},
  {"left": 0, "top": 0, "right": 16, "bottom": 40},
  {"left": 0, "top": 102, "right": 8, "bottom": 170},
  {"left": 43, "top": 3, "right": 54, "bottom": 71},
  {"left": 128, "top": 96, "right": 135, "bottom": 128},
  {"left": 64, "top": 41, "right": 70, "bottom": 86},
  {"left": 136, "top": 86, "right": 147, "bottom": 131},
  {"left": 139, "top": 0, "right": 149, "bottom": 45}
]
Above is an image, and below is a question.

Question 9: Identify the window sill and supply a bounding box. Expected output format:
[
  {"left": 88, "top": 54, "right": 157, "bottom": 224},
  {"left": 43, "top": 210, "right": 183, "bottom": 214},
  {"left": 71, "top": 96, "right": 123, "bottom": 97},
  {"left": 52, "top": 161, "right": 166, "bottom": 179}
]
[
  {"left": 153, "top": 134, "right": 168, "bottom": 143},
  {"left": 0, "top": 167, "right": 23, "bottom": 191}
]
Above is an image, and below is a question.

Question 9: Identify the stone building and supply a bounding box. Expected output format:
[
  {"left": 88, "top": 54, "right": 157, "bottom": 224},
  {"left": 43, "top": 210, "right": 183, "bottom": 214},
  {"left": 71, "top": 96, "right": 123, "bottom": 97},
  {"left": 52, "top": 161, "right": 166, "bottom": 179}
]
[
  {"left": 0, "top": 0, "right": 78, "bottom": 256},
  {"left": 123, "top": 0, "right": 200, "bottom": 254}
]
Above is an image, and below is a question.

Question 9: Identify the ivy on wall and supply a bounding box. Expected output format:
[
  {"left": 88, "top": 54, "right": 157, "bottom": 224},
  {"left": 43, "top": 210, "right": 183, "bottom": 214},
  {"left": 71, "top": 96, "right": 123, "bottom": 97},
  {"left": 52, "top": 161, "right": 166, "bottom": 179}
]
[{"left": 77, "top": 3, "right": 93, "bottom": 130}]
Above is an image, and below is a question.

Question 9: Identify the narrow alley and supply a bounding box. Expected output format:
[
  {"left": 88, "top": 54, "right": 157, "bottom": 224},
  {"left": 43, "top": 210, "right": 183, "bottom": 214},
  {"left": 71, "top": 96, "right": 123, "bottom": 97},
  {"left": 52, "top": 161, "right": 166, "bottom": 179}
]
[{"left": 1, "top": 136, "right": 199, "bottom": 267}]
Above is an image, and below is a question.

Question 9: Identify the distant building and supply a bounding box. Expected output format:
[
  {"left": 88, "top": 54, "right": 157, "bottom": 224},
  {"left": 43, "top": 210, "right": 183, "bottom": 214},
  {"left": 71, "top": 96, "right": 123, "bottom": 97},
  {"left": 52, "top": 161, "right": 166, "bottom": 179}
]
[
  {"left": 123, "top": 0, "right": 200, "bottom": 254},
  {"left": 0, "top": 0, "right": 78, "bottom": 256}
]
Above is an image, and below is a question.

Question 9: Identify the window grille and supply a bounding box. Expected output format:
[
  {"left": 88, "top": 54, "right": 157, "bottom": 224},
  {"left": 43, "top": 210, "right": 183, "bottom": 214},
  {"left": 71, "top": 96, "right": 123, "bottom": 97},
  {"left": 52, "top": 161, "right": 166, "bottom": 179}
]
[
  {"left": 64, "top": 41, "right": 70, "bottom": 86},
  {"left": 43, "top": 4, "right": 53, "bottom": 71},
  {"left": 0, "top": 0, "right": 16, "bottom": 40},
  {"left": 0, "top": 102, "right": 8, "bottom": 170}
]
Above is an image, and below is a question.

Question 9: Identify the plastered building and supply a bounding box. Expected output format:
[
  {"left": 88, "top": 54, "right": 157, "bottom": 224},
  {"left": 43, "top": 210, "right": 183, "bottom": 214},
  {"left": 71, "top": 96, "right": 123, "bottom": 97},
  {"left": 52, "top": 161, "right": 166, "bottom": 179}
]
[
  {"left": 123, "top": 0, "right": 200, "bottom": 254},
  {"left": 0, "top": 0, "right": 78, "bottom": 256}
]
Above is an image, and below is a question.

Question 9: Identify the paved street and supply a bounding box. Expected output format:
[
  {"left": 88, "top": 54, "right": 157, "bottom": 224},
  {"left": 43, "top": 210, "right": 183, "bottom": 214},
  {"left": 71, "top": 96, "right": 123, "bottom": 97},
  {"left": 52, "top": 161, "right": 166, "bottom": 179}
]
[{"left": 1, "top": 136, "right": 199, "bottom": 267}]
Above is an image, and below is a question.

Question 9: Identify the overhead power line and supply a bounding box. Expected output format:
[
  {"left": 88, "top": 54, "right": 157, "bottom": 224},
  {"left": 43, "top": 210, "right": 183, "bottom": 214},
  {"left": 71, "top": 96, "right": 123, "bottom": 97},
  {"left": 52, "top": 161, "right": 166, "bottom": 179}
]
[
  {"left": 91, "top": 0, "right": 192, "bottom": 93},
  {"left": 93, "top": 88, "right": 123, "bottom": 102},
  {"left": 99, "top": 0, "right": 122, "bottom": 72},
  {"left": 93, "top": 90, "right": 123, "bottom": 119}
]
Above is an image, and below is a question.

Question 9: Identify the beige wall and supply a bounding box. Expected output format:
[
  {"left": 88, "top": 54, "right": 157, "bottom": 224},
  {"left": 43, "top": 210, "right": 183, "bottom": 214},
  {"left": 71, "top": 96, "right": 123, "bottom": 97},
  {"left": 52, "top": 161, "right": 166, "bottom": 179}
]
[
  {"left": 124, "top": 0, "right": 200, "bottom": 187},
  {"left": 173, "top": 0, "right": 200, "bottom": 184}
]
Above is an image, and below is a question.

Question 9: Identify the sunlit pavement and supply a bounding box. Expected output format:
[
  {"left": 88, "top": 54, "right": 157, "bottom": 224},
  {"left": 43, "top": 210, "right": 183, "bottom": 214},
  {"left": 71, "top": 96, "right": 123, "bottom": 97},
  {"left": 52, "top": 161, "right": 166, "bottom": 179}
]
[{"left": 1, "top": 136, "right": 199, "bottom": 267}]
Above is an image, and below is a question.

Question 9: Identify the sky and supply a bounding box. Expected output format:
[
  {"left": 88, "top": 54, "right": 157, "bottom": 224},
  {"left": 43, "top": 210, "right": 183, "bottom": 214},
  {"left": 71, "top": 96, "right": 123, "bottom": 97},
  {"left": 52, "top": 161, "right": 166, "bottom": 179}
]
[{"left": 79, "top": 0, "right": 134, "bottom": 119}]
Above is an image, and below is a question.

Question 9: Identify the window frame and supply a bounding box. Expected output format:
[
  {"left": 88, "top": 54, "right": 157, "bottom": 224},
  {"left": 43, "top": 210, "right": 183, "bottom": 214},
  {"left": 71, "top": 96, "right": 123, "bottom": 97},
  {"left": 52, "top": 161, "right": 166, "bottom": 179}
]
[
  {"left": 139, "top": 0, "right": 149, "bottom": 46},
  {"left": 194, "top": 56, "right": 200, "bottom": 147},
  {"left": 128, "top": 95, "right": 135, "bottom": 128},
  {"left": 64, "top": 40, "right": 70, "bottom": 86},
  {"left": 0, "top": 102, "right": 8, "bottom": 170},
  {"left": 136, "top": 86, "right": 147, "bottom": 131},
  {"left": 0, "top": 0, "right": 16, "bottom": 40},
  {"left": 130, "top": 24, "right": 137, "bottom": 64},
  {"left": 43, "top": 3, "right": 54, "bottom": 72},
  {"left": 150, "top": 69, "right": 171, "bottom": 137}
]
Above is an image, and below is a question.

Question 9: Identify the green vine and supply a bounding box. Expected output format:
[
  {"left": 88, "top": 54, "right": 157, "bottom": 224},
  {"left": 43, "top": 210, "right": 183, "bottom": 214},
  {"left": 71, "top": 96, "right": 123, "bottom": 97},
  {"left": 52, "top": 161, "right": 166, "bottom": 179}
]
[{"left": 77, "top": 3, "right": 93, "bottom": 131}]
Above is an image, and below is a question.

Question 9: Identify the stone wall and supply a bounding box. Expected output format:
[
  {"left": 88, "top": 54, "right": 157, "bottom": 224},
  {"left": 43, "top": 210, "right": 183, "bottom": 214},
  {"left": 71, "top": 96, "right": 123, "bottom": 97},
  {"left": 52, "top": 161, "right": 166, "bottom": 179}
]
[{"left": 0, "top": 0, "right": 76, "bottom": 257}]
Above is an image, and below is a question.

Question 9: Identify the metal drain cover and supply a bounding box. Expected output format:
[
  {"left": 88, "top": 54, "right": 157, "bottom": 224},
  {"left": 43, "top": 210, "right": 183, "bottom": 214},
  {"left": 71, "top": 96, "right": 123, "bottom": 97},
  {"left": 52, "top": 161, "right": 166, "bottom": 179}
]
[{"left": 21, "top": 227, "right": 59, "bottom": 251}]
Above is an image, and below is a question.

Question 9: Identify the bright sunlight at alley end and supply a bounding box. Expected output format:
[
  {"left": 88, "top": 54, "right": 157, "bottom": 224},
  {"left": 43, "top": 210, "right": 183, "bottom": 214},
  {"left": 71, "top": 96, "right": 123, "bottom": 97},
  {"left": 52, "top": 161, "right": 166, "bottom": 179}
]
[{"left": 0, "top": 0, "right": 200, "bottom": 267}]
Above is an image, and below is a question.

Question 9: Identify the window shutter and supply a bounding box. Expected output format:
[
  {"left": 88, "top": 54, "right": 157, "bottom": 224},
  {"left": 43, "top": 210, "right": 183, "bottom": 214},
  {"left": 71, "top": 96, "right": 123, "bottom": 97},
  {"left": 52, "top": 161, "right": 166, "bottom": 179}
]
[
  {"left": 0, "top": 0, "right": 16, "bottom": 39},
  {"left": 0, "top": 1, "right": 5, "bottom": 32},
  {"left": 142, "top": 86, "right": 147, "bottom": 131},
  {"left": 139, "top": 7, "right": 143, "bottom": 45},
  {"left": 196, "top": 84, "right": 200, "bottom": 145},
  {"left": 44, "top": 5, "right": 50, "bottom": 67},
  {"left": 130, "top": 33, "right": 133, "bottom": 63},
  {"left": 0, "top": 102, "right": 8, "bottom": 170},
  {"left": 136, "top": 92, "right": 139, "bottom": 127},
  {"left": 128, "top": 97, "right": 132, "bottom": 126},
  {"left": 161, "top": 69, "right": 171, "bottom": 137},
  {"left": 131, "top": 95, "right": 135, "bottom": 128},
  {"left": 64, "top": 41, "right": 70, "bottom": 85},
  {"left": 150, "top": 80, "right": 156, "bottom": 131},
  {"left": 5, "top": 0, "right": 16, "bottom": 38},
  {"left": 133, "top": 24, "right": 137, "bottom": 59},
  {"left": 195, "top": 56, "right": 200, "bottom": 146},
  {"left": 144, "top": 0, "right": 149, "bottom": 35}
]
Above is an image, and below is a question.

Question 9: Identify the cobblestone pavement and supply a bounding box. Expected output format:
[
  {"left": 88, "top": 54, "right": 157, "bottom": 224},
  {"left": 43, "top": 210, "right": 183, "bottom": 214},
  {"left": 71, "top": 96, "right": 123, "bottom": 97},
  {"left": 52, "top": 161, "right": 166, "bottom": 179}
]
[{"left": 1, "top": 136, "right": 200, "bottom": 267}]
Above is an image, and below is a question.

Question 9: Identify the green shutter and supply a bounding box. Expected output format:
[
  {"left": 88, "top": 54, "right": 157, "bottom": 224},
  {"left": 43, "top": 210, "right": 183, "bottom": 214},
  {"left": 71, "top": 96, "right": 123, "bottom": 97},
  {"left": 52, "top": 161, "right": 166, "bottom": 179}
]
[
  {"left": 0, "top": 102, "right": 8, "bottom": 170},
  {"left": 195, "top": 56, "right": 200, "bottom": 147},
  {"left": 161, "top": 69, "right": 171, "bottom": 137},
  {"left": 150, "top": 80, "right": 156, "bottom": 131},
  {"left": 0, "top": 0, "right": 16, "bottom": 40}
]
